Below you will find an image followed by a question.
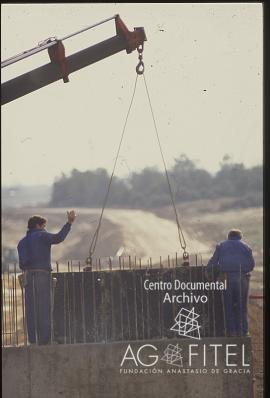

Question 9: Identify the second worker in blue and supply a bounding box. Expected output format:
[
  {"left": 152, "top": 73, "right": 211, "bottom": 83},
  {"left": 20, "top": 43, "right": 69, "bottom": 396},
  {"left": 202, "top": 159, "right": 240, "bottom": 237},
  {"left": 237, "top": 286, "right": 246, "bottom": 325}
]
[{"left": 207, "top": 229, "right": 255, "bottom": 337}]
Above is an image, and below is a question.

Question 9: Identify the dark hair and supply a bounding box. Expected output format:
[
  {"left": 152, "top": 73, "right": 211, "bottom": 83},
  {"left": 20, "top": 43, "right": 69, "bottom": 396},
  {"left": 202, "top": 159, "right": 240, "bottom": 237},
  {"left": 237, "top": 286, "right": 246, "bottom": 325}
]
[
  {"left": 28, "top": 215, "right": 47, "bottom": 230},
  {"left": 228, "top": 229, "right": 242, "bottom": 240}
]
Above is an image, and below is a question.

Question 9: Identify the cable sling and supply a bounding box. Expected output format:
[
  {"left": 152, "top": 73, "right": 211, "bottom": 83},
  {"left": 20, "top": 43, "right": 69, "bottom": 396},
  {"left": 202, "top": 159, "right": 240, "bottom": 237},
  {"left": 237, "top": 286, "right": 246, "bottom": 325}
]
[{"left": 87, "top": 45, "right": 189, "bottom": 267}]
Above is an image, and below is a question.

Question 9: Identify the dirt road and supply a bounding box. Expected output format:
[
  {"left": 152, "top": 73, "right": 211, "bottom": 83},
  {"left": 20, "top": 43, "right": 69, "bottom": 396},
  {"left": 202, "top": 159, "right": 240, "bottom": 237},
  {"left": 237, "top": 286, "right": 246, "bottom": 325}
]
[{"left": 102, "top": 208, "right": 210, "bottom": 259}]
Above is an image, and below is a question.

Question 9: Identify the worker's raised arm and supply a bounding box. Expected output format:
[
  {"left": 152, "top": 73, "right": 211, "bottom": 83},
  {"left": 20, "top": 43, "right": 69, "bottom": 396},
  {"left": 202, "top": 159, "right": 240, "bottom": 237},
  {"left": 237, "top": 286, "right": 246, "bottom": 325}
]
[{"left": 43, "top": 210, "right": 76, "bottom": 245}]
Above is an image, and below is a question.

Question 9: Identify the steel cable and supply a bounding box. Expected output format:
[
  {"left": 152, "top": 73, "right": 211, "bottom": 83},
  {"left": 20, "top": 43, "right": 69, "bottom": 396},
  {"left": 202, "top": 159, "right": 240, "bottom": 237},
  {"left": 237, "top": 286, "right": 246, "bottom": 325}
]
[
  {"left": 142, "top": 73, "right": 187, "bottom": 252},
  {"left": 87, "top": 74, "right": 139, "bottom": 261}
]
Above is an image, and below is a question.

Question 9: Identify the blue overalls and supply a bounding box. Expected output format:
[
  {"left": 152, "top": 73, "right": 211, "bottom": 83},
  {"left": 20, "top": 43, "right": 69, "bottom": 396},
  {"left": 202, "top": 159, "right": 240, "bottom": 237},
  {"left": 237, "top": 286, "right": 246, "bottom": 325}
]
[
  {"left": 17, "top": 223, "right": 71, "bottom": 344},
  {"left": 207, "top": 237, "right": 255, "bottom": 336},
  {"left": 24, "top": 270, "right": 52, "bottom": 344}
]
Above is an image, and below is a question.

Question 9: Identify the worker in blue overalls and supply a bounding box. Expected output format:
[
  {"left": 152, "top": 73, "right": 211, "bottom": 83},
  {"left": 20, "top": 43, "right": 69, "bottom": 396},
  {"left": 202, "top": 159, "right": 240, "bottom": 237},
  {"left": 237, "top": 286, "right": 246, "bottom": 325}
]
[
  {"left": 207, "top": 229, "right": 255, "bottom": 337},
  {"left": 17, "top": 211, "right": 76, "bottom": 345}
]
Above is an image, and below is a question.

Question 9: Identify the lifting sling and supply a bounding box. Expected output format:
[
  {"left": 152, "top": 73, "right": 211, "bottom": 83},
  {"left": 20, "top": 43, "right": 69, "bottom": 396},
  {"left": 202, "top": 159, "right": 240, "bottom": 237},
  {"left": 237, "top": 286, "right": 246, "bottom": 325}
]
[{"left": 86, "top": 45, "right": 189, "bottom": 270}]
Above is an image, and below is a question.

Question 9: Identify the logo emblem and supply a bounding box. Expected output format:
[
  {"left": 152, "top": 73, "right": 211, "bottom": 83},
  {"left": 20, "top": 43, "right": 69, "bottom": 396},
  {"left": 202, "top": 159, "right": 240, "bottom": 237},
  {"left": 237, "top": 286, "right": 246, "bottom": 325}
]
[
  {"left": 170, "top": 307, "right": 201, "bottom": 340},
  {"left": 161, "top": 344, "right": 183, "bottom": 367}
]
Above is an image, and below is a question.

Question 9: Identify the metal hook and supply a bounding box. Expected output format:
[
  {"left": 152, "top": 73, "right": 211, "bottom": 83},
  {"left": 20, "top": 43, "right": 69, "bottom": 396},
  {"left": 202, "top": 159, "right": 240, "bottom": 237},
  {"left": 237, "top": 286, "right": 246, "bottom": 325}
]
[
  {"left": 136, "top": 43, "right": 144, "bottom": 75},
  {"left": 136, "top": 61, "right": 145, "bottom": 75}
]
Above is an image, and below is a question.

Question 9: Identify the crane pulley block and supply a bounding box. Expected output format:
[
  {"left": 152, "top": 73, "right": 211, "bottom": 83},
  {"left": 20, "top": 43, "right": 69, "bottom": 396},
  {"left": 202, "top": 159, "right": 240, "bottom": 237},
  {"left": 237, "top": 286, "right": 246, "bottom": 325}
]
[{"left": 115, "top": 15, "right": 146, "bottom": 54}]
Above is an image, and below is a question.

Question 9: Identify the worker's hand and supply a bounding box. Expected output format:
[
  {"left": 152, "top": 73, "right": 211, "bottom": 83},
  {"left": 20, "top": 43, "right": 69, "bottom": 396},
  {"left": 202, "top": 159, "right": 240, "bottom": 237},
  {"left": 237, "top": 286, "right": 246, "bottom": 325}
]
[{"left": 67, "top": 210, "right": 76, "bottom": 224}]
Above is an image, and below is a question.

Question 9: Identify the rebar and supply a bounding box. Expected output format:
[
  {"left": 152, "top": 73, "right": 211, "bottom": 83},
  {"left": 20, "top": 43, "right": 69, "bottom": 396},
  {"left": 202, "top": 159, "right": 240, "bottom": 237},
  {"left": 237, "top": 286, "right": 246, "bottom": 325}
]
[
  {"left": 81, "top": 272, "right": 86, "bottom": 343},
  {"left": 14, "top": 265, "right": 18, "bottom": 345},
  {"left": 11, "top": 276, "right": 16, "bottom": 345},
  {"left": 92, "top": 274, "right": 97, "bottom": 342},
  {"left": 7, "top": 268, "right": 12, "bottom": 345},
  {"left": 67, "top": 275, "right": 72, "bottom": 343},
  {"left": 140, "top": 273, "right": 145, "bottom": 339},
  {"left": 211, "top": 265, "right": 216, "bottom": 337},
  {"left": 63, "top": 273, "right": 67, "bottom": 344},
  {"left": 72, "top": 272, "right": 76, "bottom": 343},
  {"left": 133, "top": 272, "right": 138, "bottom": 340},
  {"left": 2, "top": 258, "right": 262, "bottom": 348},
  {"left": 21, "top": 286, "right": 27, "bottom": 346},
  {"left": 2, "top": 273, "right": 7, "bottom": 345},
  {"left": 201, "top": 266, "right": 206, "bottom": 337},
  {"left": 2, "top": 275, "right": 5, "bottom": 345},
  {"left": 146, "top": 286, "right": 150, "bottom": 339},
  {"left": 126, "top": 286, "right": 131, "bottom": 340},
  {"left": 50, "top": 276, "right": 54, "bottom": 344},
  {"left": 110, "top": 271, "right": 115, "bottom": 341},
  {"left": 119, "top": 273, "right": 124, "bottom": 341}
]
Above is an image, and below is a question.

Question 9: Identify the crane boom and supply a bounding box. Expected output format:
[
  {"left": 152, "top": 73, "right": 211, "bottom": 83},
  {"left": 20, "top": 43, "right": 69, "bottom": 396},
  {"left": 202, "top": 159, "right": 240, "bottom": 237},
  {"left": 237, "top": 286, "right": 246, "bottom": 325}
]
[{"left": 1, "top": 15, "right": 146, "bottom": 106}]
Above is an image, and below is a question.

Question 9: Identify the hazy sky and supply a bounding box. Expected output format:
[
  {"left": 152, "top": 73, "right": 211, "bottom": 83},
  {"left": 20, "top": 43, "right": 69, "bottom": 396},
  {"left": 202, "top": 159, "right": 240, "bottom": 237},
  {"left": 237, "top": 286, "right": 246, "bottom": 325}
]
[{"left": 2, "top": 3, "right": 263, "bottom": 187}]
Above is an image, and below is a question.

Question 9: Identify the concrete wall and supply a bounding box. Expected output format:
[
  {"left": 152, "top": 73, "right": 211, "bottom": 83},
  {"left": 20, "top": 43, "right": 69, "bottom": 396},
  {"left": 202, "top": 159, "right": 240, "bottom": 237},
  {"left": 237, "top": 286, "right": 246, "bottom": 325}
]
[{"left": 2, "top": 337, "right": 253, "bottom": 398}]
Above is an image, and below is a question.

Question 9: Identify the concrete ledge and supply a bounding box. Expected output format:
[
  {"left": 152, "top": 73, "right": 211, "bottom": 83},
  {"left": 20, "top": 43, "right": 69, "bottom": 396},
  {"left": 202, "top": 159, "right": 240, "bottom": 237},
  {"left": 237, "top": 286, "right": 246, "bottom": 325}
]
[{"left": 2, "top": 337, "right": 253, "bottom": 398}]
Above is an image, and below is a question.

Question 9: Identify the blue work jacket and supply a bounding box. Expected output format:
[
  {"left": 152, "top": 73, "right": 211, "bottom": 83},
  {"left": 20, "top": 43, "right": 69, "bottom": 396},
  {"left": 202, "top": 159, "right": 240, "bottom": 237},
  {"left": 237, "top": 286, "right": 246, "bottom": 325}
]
[
  {"left": 206, "top": 237, "right": 255, "bottom": 275},
  {"left": 17, "top": 223, "right": 71, "bottom": 270}
]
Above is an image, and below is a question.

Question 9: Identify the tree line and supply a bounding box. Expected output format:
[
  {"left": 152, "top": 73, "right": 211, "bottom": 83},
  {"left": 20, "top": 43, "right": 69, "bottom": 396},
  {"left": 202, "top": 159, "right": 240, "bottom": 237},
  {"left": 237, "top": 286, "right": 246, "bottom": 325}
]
[{"left": 49, "top": 154, "right": 262, "bottom": 209}]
